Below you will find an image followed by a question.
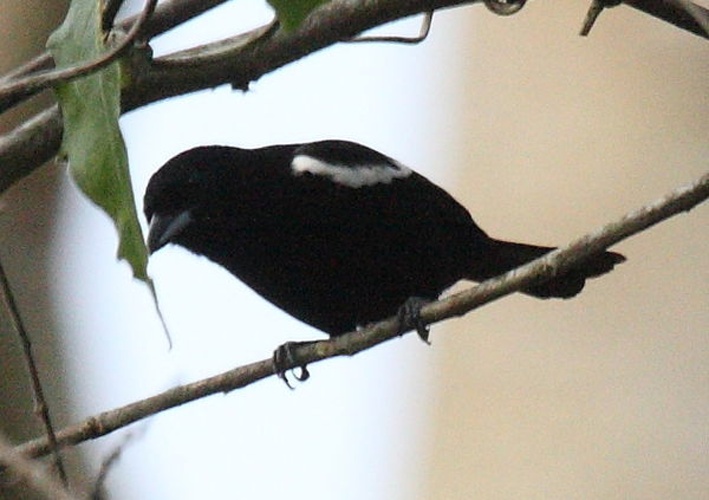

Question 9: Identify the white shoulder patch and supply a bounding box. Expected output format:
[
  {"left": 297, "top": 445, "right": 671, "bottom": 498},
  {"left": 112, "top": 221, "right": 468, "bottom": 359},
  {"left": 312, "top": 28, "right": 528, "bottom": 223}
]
[{"left": 291, "top": 155, "right": 413, "bottom": 188}]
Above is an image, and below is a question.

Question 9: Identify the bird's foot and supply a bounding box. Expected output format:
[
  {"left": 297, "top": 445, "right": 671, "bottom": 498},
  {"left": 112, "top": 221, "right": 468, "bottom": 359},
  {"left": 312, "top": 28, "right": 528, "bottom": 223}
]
[
  {"left": 272, "top": 341, "right": 312, "bottom": 389},
  {"left": 397, "top": 296, "right": 432, "bottom": 344}
]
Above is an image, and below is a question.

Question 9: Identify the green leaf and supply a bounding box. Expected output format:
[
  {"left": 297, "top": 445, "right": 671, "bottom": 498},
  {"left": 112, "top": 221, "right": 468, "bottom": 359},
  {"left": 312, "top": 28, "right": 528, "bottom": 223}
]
[
  {"left": 48, "top": 0, "right": 170, "bottom": 344},
  {"left": 267, "top": 0, "right": 330, "bottom": 31}
]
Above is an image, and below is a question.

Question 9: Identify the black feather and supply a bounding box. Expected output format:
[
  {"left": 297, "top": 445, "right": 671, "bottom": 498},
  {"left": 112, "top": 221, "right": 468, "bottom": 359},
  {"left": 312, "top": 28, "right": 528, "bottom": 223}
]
[{"left": 144, "top": 140, "right": 624, "bottom": 335}]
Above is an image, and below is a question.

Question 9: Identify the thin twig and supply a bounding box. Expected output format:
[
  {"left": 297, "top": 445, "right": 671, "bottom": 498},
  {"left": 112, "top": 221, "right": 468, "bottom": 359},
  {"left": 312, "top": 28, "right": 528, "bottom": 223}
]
[
  {"left": 1, "top": 0, "right": 707, "bottom": 195},
  {"left": 1, "top": 0, "right": 707, "bottom": 114},
  {"left": 0, "top": 105, "right": 63, "bottom": 195},
  {"left": 674, "top": 0, "right": 709, "bottom": 35},
  {"left": 580, "top": 0, "right": 621, "bottom": 36},
  {"left": 623, "top": 0, "right": 709, "bottom": 39},
  {"left": 348, "top": 11, "right": 434, "bottom": 43},
  {"left": 14, "top": 169, "right": 709, "bottom": 460},
  {"left": 89, "top": 429, "right": 143, "bottom": 499},
  {"left": 0, "top": 0, "right": 476, "bottom": 195},
  {"left": 0, "top": 0, "right": 233, "bottom": 113},
  {"left": 582, "top": 0, "right": 709, "bottom": 37},
  {"left": 0, "top": 258, "right": 67, "bottom": 483},
  {"left": 0, "top": 0, "right": 158, "bottom": 111},
  {"left": 102, "top": 0, "right": 127, "bottom": 32},
  {"left": 0, "top": 433, "right": 79, "bottom": 500}
]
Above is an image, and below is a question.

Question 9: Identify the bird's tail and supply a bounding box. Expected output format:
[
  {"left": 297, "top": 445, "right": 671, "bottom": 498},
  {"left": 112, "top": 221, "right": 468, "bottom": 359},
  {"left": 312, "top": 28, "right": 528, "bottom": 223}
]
[{"left": 469, "top": 239, "right": 626, "bottom": 299}]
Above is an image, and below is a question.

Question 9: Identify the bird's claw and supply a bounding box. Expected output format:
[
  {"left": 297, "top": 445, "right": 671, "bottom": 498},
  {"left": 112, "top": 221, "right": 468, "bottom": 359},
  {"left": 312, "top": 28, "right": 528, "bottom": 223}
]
[
  {"left": 273, "top": 341, "right": 311, "bottom": 389},
  {"left": 397, "top": 296, "right": 431, "bottom": 344}
]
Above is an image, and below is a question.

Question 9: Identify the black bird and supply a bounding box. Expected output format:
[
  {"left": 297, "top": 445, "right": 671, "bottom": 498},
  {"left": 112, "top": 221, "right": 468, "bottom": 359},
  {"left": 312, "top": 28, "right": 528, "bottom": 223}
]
[{"left": 144, "top": 140, "right": 624, "bottom": 338}]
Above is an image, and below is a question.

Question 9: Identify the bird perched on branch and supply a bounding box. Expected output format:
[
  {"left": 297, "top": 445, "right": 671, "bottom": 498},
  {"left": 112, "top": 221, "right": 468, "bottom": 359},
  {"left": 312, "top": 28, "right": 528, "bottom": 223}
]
[{"left": 144, "top": 140, "right": 624, "bottom": 344}]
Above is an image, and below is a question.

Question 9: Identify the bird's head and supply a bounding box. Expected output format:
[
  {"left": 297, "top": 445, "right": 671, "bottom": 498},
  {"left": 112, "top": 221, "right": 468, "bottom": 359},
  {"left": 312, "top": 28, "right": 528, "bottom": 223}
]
[{"left": 143, "top": 146, "right": 242, "bottom": 254}]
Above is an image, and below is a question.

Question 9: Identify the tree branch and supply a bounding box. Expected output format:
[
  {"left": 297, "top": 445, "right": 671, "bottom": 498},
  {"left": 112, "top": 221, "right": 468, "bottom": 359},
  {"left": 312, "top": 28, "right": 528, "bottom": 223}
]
[
  {"left": 0, "top": 0, "right": 476, "bottom": 195},
  {"left": 15, "top": 170, "right": 709, "bottom": 460},
  {"left": 0, "top": 433, "right": 79, "bottom": 500},
  {"left": 0, "top": 0, "right": 158, "bottom": 112},
  {"left": 0, "top": 106, "right": 63, "bottom": 194},
  {"left": 0, "top": 0, "right": 233, "bottom": 112},
  {"left": 1, "top": 0, "right": 706, "bottom": 195},
  {"left": 624, "top": 0, "right": 709, "bottom": 38},
  {"left": 0, "top": 257, "right": 67, "bottom": 483}
]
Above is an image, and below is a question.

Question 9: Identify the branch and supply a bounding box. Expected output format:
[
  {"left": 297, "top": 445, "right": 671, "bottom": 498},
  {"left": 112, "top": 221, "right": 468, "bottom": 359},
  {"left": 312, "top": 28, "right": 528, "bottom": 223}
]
[
  {"left": 0, "top": 0, "right": 475, "bottom": 196},
  {"left": 1, "top": 0, "right": 706, "bottom": 195},
  {"left": 2, "top": 0, "right": 705, "bottom": 112},
  {"left": 0, "top": 257, "right": 67, "bottom": 483},
  {"left": 0, "top": 106, "right": 63, "bottom": 194},
  {"left": 15, "top": 170, "right": 709, "bottom": 460},
  {"left": 624, "top": 0, "right": 709, "bottom": 38},
  {"left": 581, "top": 0, "right": 709, "bottom": 37},
  {"left": 0, "top": 0, "right": 232, "bottom": 112},
  {"left": 0, "top": 0, "right": 158, "bottom": 112},
  {"left": 0, "top": 433, "right": 79, "bottom": 500}
]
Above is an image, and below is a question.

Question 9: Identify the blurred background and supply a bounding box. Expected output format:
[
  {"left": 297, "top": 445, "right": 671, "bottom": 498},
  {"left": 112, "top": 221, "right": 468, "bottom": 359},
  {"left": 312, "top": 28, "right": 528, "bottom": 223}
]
[{"left": 1, "top": 0, "right": 707, "bottom": 498}]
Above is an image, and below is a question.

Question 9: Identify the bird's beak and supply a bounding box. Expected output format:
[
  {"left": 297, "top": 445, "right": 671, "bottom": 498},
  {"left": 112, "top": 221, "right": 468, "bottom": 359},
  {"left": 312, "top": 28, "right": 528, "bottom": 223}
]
[{"left": 147, "top": 210, "right": 193, "bottom": 254}]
